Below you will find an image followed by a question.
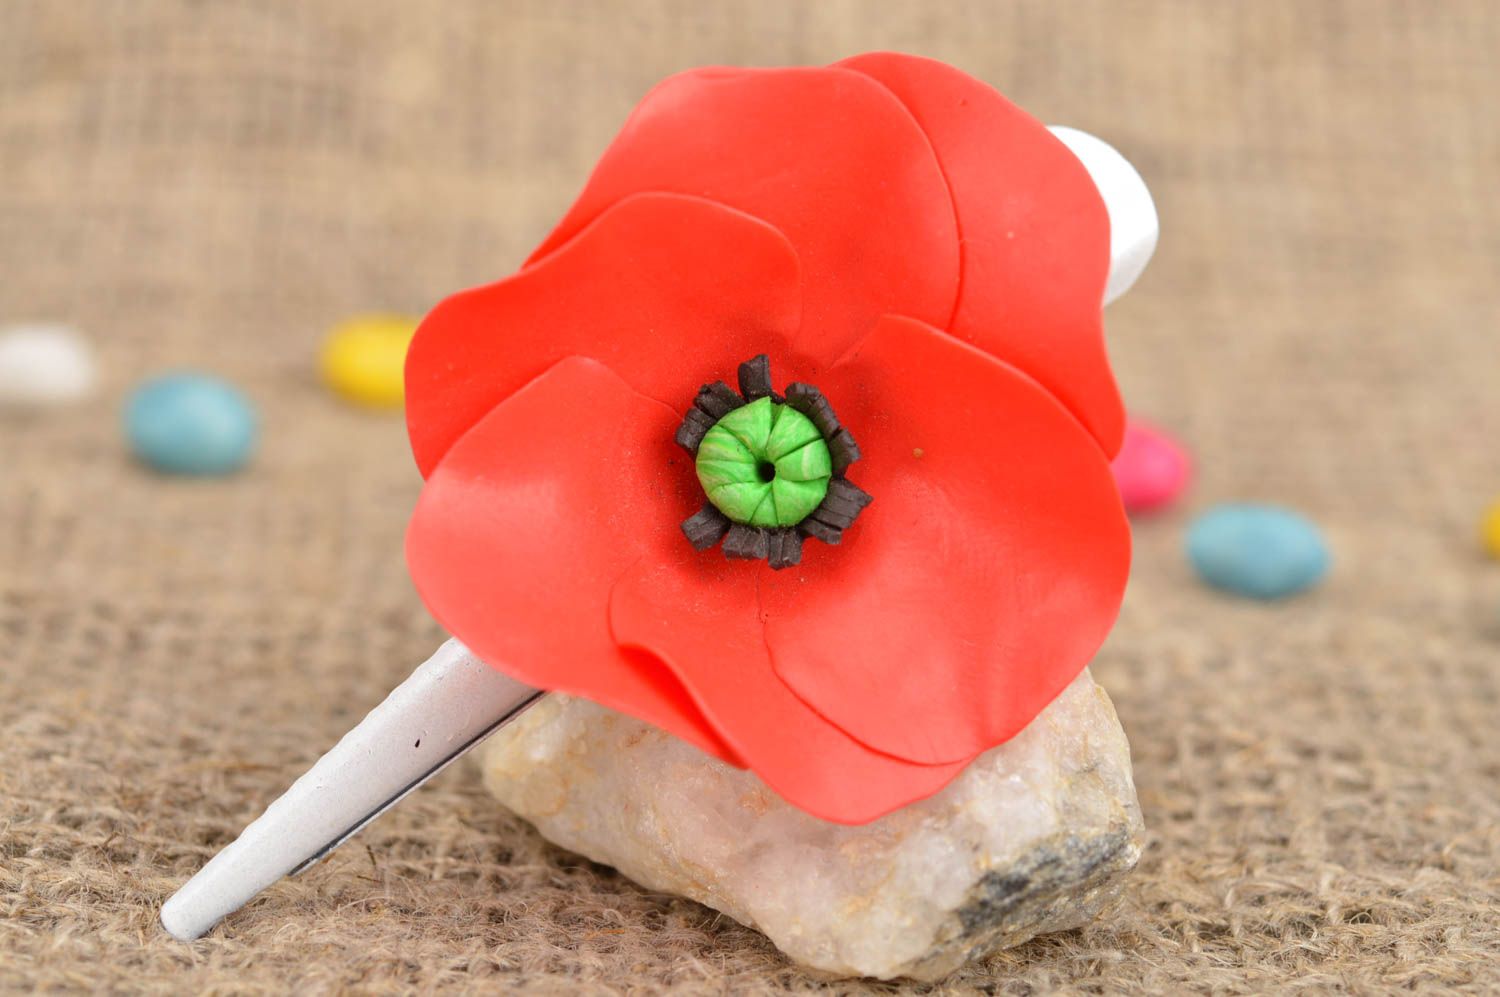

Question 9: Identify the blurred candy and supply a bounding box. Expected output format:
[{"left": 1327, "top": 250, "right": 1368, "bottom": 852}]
[
  {"left": 125, "top": 373, "right": 258, "bottom": 475},
  {"left": 320, "top": 314, "right": 418, "bottom": 408},
  {"left": 0, "top": 323, "right": 97, "bottom": 406},
  {"left": 1187, "top": 503, "right": 1330, "bottom": 600},
  {"left": 1111, "top": 418, "right": 1190, "bottom": 513},
  {"left": 1482, "top": 499, "right": 1500, "bottom": 559}
]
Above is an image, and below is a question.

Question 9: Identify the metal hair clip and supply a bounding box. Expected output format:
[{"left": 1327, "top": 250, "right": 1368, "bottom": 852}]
[
  {"left": 160, "top": 125, "right": 1156, "bottom": 942},
  {"left": 160, "top": 641, "right": 539, "bottom": 940}
]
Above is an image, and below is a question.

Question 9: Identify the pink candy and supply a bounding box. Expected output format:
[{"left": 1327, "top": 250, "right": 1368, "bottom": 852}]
[{"left": 1111, "top": 418, "right": 1191, "bottom": 513}]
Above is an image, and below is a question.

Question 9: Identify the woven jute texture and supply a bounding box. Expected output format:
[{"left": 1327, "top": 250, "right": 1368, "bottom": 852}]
[{"left": 3, "top": 1, "right": 1498, "bottom": 992}]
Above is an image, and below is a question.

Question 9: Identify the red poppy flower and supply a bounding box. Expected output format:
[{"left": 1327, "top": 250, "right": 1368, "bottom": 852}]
[{"left": 404, "top": 53, "right": 1132, "bottom": 824}]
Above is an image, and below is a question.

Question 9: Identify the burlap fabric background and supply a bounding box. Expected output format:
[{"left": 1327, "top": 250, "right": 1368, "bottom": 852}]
[{"left": 2, "top": 1, "right": 1498, "bottom": 992}]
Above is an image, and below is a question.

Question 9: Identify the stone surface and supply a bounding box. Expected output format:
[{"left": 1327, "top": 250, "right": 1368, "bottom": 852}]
[{"left": 481, "top": 669, "right": 1143, "bottom": 981}]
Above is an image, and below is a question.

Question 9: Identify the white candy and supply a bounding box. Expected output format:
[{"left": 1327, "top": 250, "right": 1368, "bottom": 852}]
[{"left": 0, "top": 323, "right": 98, "bottom": 406}]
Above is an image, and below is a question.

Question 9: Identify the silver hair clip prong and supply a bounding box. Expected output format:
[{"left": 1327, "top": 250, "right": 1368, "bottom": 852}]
[{"left": 160, "top": 639, "right": 541, "bottom": 941}]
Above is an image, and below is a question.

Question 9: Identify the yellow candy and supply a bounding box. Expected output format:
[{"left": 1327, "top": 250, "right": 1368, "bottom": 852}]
[
  {"left": 320, "top": 314, "right": 419, "bottom": 409},
  {"left": 1482, "top": 499, "right": 1500, "bottom": 559}
]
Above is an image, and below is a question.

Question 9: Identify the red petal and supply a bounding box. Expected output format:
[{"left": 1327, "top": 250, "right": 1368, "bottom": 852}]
[
  {"left": 840, "top": 53, "right": 1125, "bottom": 456},
  {"left": 406, "top": 355, "right": 736, "bottom": 763},
  {"left": 406, "top": 193, "right": 802, "bottom": 478},
  {"left": 761, "top": 316, "right": 1130, "bottom": 765},
  {"left": 526, "top": 66, "right": 959, "bottom": 369},
  {"left": 610, "top": 554, "right": 968, "bottom": 825}
]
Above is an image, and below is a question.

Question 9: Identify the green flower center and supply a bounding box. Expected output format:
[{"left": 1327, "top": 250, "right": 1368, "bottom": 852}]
[
  {"left": 675, "top": 354, "right": 870, "bottom": 569},
  {"left": 695, "top": 396, "right": 832, "bottom": 527}
]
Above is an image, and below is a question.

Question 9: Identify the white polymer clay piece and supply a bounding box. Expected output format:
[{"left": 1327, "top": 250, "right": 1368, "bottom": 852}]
[{"left": 1048, "top": 125, "right": 1160, "bottom": 306}]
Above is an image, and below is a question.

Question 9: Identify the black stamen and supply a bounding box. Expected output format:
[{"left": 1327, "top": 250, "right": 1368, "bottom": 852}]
[
  {"left": 767, "top": 528, "right": 803, "bottom": 570},
  {"left": 722, "top": 524, "right": 770, "bottom": 560},
  {"left": 827, "top": 428, "right": 862, "bottom": 474},
  {"left": 737, "top": 354, "right": 774, "bottom": 401},
  {"left": 827, "top": 477, "right": 874, "bottom": 509},
  {"left": 783, "top": 383, "right": 841, "bottom": 440},
  {"left": 680, "top": 504, "right": 731, "bottom": 550},
  {"left": 808, "top": 478, "right": 873, "bottom": 530},
  {"left": 798, "top": 518, "right": 844, "bottom": 546},
  {"left": 694, "top": 380, "right": 744, "bottom": 420},
  {"left": 674, "top": 407, "right": 717, "bottom": 453}
]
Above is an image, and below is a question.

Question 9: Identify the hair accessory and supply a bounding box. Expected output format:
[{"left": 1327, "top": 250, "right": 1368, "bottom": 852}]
[{"left": 162, "top": 52, "right": 1157, "bottom": 941}]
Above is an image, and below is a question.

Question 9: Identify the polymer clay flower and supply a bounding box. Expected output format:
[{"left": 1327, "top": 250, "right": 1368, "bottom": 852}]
[{"left": 404, "top": 53, "right": 1131, "bottom": 824}]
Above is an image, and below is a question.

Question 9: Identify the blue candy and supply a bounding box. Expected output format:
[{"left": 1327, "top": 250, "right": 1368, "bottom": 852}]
[
  {"left": 125, "top": 373, "right": 258, "bottom": 475},
  {"left": 1186, "top": 503, "right": 1329, "bottom": 600}
]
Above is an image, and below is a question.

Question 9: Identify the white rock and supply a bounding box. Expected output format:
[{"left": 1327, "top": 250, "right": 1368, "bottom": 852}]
[
  {"left": 0, "top": 323, "right": 98, "bottom": 406},
  {"left": 481, "top": 669, "right": 1143, "bottom": 981}
]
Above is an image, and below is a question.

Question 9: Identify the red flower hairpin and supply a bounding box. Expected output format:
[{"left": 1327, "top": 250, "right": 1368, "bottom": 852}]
[
  {"left": 161, "top": 52, "right": 1159, "bottom": 943},
  {"left": 403, "top": 53, "right": 1133, "bottom": 824}
]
